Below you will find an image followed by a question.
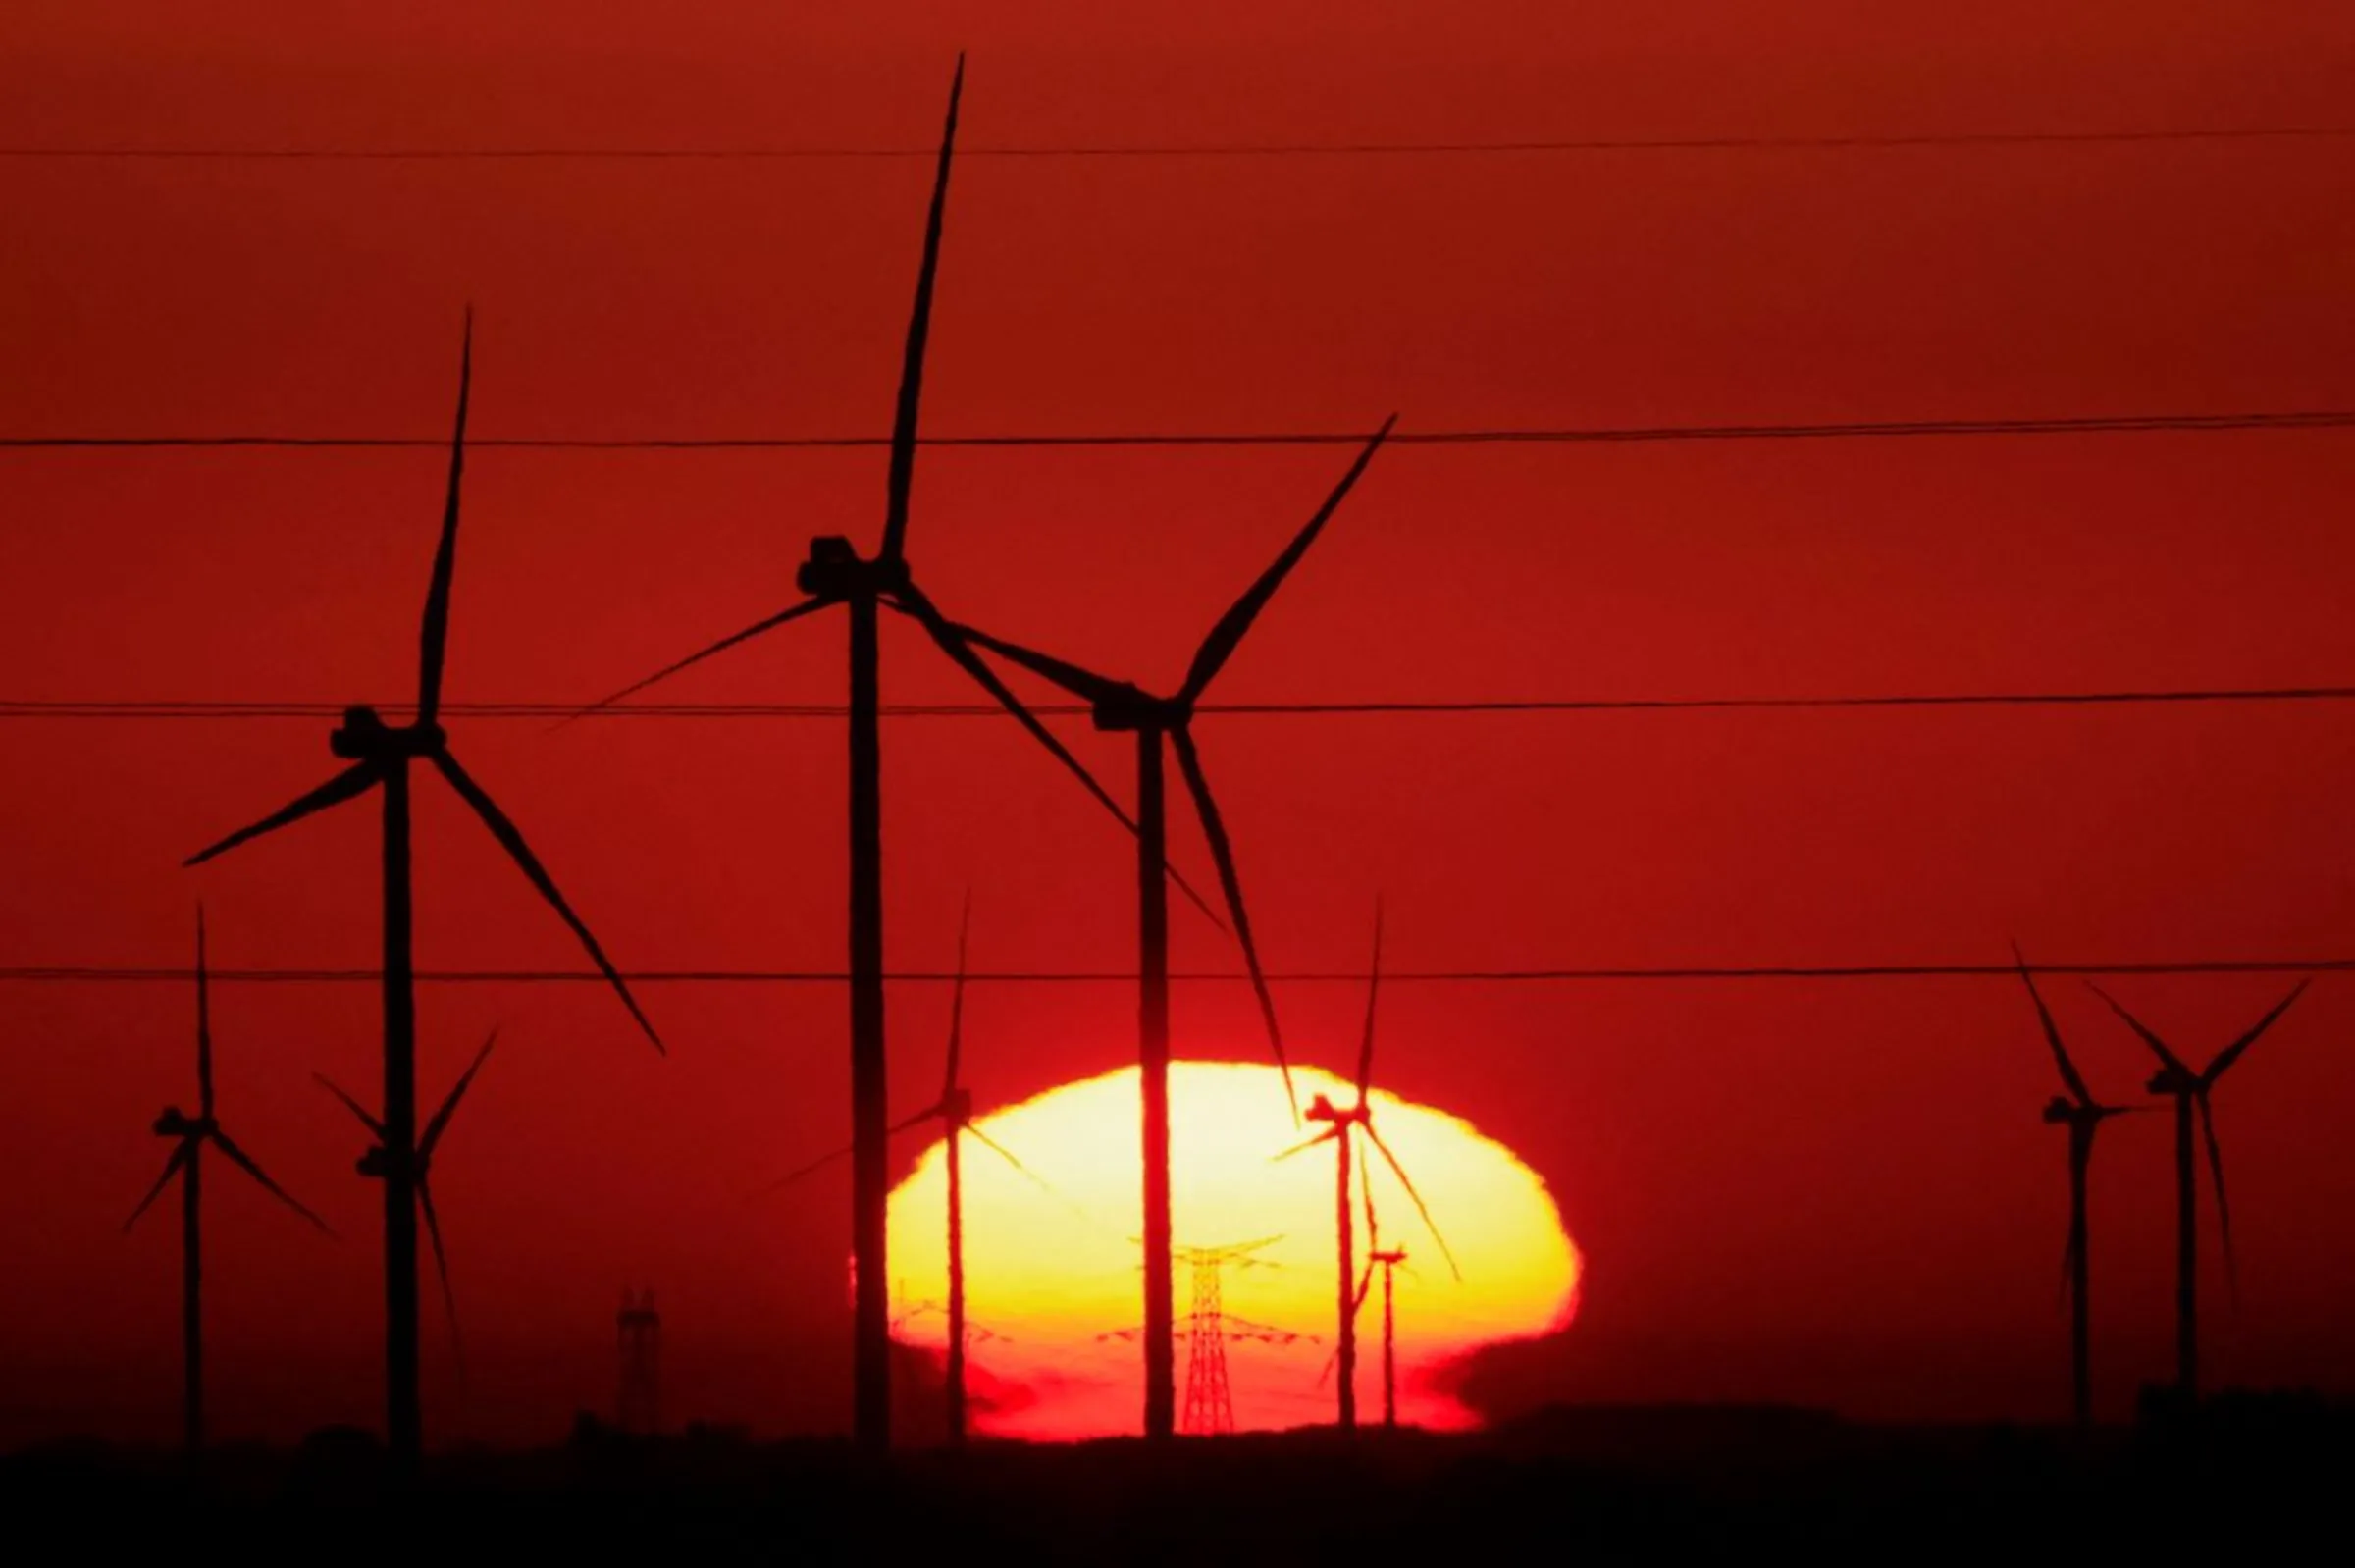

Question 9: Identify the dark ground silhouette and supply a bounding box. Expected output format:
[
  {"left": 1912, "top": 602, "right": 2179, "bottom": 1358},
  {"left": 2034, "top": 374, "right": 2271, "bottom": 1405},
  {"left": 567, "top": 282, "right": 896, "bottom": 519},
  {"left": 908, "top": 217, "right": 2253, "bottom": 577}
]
[{"left": 9, "top": 1390, "right": 2346, "bottom": 1559}]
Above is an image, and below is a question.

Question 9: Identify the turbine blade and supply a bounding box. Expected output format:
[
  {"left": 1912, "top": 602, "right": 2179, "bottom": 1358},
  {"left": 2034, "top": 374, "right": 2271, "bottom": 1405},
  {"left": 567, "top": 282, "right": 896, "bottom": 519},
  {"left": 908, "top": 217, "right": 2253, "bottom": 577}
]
[
  {"left": 944, "top": 620, "right": 1128, "bottom": 706},
  {"left": 430, "top": 750, "right": 663, "bottom": 1055},
  {"left": 1317, "top": 1342, "right": 1339, "bottom": 1388},
  {"left": 1178, "top": 416, "right": 1395, "bottom": 705},
  {"left": 890, "top": 585, "right": 1162, "bottom": 858},
  {"left": 418, "top": 308, "right": 474, "bottom": 723},
  {"left": 2207, "top": 979, "right": 2310, "bottom": 1083},
  {"left": 195, "top": 906, "right": 215, "bottom": 1117},
  {"left": 2013, "top": 942, "right": 2092, "bottom": 1106},
  {"left": 1354, "top": 1257, "right": 1378, "bottom": 1317},
  {"left": 879, "top": 54, "right": 963, "bottom": 564},
  {"left": 421, "top": 1027, "right": 500, "bottom": 1161},
  {"left": 2082, "top": 983, "right": 2195, "bottom": 1079},
  {"left": 968, "top": 1125, "right": 1055, "bottom": 1194},
  {"left": 123, "top": 1143, "right": 190, "bottom": 1232},
  {"left": 1364, "top": 1124, "right": 1461, "bottom": 1281},
  {"left": 183, "top": 762, "right": 381, "bottom": 867},
  {"left": 560, "top": 596, "right": 836, "bottom": 728},
  {"left": 1361, "top": 1138, "right": 1381, "bottom": 1254},
  {"left": 313, "top": 1072, "right": 386, "bottom": 1139},
  {"left": 1356, "top": 900, "right": 1386, "bottom": 1103},
  {"left": 1170, "top": 723, "right": 1296, "bottom": 1120},
  {"left": 1272, "top": 1130, "right": 1336, "bottom": 1162},
  {"left": 755, "top": 1142, "right": 853, "bottom": 1197},
  {"left": 944, "top": 891, "right": 969, "bottom": 1104},
  {"left": 889, "top": 1102, "right": 946, "bottom": 1137},
  {"left": 2196, "top": 1091, "right": 2238, "bottom": 1306},
  {"left": 211, "top": 1129, "right": 333, "bottom": 1233},
  {"left": 418, "top": 1176, "right": 465, "bottom": 1378}
]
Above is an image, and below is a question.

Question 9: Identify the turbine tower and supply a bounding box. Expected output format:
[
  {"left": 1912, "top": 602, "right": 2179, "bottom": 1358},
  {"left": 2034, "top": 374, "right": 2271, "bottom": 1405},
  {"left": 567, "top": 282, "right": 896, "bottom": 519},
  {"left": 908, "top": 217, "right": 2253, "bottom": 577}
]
[
  {"left": 1275, "top": 902, "right": 1460, "bottom": 1430},
  {"left": 944, "top": 417, "right": 1396, "bottom": 1439},
  {"left": 578, "top": 59, "right": 1148, "bottom": 1454},
  {"left": 2014, "top": 943, "right": 2140, "bottom": 1429},
  {"left": 182, "top": 314, "right": 660, "bottom": 1480},
  {"left": 124, "top": 907, "right": 332, "bottom": 1454},
  {"left": 2087, "top": 978, "right": 2308, "bottom": 1403}
]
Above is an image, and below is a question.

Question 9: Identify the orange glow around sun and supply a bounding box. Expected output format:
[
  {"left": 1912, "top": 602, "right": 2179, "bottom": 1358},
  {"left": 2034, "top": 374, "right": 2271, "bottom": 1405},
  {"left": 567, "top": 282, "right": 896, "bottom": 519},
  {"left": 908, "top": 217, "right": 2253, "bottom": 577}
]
[{"left": 883, "top": 1061, "right": 1581, "bottom": 1439}]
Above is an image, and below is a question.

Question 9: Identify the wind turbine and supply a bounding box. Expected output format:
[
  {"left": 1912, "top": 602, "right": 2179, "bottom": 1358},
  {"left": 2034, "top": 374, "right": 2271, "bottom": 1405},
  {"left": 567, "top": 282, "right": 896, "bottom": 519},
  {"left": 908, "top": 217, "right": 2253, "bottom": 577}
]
[
  {"left": 2013, "top": 943, "right": 2141, "bottom": 1429},
  {"left": 1274, "top": 902, "right": 1460, "bottom": 1431},
  {"left": 182, "top": 314, "right": 660, "bottom": 1479},
  {"left": 761, "top": 893, "right": 1052, "bottom": 1444},
  {"left": 941, "top": 415, "right": 1396, "bottom": 1439},
  {"left": 2086, "top": 977, "right": 2309, "bottom": 1402},
  {"left": 572, "top": 57, "right": 1150, "bottom": 1455},
  {"left": 125, "top": 907, "right": 332, "bottom": 1454},
  {"left": 1320, "top": 1239, "right": 1415, "bottom": 1431},
  {"left": 316, "top": 1028, "right": 502, "bottom": 1387}
]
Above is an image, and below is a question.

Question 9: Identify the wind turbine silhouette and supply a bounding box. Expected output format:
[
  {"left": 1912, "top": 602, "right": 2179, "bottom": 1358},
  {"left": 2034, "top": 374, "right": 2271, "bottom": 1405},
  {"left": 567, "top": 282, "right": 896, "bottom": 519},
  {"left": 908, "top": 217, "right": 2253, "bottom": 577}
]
[
  {"left": 572, "top": 58, "right": 1149, "bottom": 1455},
  {"left": 760, "top": 893, "right": 1052, "bottom": 1444},
  {"left": 2086, "top": 977, "right": 2308, "bottom": 1403},
  {"left": 1319, "top": 1237, "right": 1415, "bottom": 1431},
  {"left": 182, "top": 315, "right": 660, "bottom": 1480},
  {"left": 125, "top": 907, "right": 332, "bottom": 1455},
  {"left": 1274, "top": 902, "right": 1459, "bottom": 1431},
  {"left": 2013, "top": 943, "right": 2141, "bottom": 1429},
  {"left": 942, "top": 416, "right": 1395, "bottom": 1438},
  {"left": 315, "top": 1028, "right": 501, "bottom": 1386}
]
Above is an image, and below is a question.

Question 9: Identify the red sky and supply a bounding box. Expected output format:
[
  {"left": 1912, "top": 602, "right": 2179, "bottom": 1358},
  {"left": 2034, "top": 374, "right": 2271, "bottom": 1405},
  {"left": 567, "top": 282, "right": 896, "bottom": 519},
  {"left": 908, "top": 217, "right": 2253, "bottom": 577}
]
[{"left": 3, "top": 2, "right": 2353, "bottom": 1447}]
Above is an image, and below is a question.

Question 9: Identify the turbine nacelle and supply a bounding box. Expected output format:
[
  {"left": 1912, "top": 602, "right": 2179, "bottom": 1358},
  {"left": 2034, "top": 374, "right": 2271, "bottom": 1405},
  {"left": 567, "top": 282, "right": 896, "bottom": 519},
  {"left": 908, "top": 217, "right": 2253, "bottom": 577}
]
[
  {"left": 329, "top": 706, "right": 445, "bottom": 760},
  {"left": 2040, "top": 1096, "right": 2078, "bottom": 1125},
  {"left": 2147, "top": 1066, "right": 2198, "bottom": 1097},
  {"left": 1089, "top": 686, "right": 1182, "bottom": 733},
  {"left": 941, "top": 1086, "right": 973, "bottom": 1126},
  {"left": 152, "top": 1108, "right": 214, "bottom": 1139},
  {"left": 1303, "top": 1092, "right": 1369, "bottom": 1129},
  {"left": 797, "top": 536, "right": 909, "bottom": 599},
  {"left": 354, "top": 1144, "right": 414, "bottom": 1181}
]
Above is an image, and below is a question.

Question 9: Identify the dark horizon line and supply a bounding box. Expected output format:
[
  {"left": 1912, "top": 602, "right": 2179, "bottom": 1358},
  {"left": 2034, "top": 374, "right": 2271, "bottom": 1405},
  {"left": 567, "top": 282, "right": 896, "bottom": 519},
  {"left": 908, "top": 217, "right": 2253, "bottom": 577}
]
[
  {"left": 8, "top": 684, "right": 2355, "bottom": 721},
  {"left": 1, "top": 959, "right": 2343, "bottom": 985},
  {"left": 6, "top": 125, "right": 2352, "bottom": 161},
  {"left": 6, "top": 410, "right": 2352, "bottom": 452}
]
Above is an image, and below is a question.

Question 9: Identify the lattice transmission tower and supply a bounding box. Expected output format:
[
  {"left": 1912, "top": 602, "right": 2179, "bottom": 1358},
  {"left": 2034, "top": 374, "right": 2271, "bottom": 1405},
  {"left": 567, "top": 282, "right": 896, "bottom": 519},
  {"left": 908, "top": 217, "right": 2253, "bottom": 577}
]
[
  {"left": 1104, "top": 1237, "right": 1309, "bottom": 1436},
  {"left": 616, "top": 1288, "right": 661, "bottom": 1435}
]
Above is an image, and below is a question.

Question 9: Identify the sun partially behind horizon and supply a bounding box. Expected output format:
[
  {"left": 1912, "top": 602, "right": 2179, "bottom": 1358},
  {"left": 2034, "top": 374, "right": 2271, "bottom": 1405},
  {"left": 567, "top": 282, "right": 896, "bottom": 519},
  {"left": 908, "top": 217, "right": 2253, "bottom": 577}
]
[{"left": 880, "top": 1060, "right": 1581, "bottom": 1439}]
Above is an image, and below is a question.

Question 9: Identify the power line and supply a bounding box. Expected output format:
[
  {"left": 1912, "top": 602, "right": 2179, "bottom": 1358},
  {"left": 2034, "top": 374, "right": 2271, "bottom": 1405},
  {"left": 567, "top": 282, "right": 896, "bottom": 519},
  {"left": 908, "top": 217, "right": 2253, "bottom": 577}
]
[
  {"left": 5, "top": 410, "right": 2351, "bottom": 452},
  {"left": 5, "top": 126, "right": 2351, "bottom": 162},
  {"left": 6, "top": 685, "right": 2355, "bottom": 723},
  {"left": 0, "top": 960, "right": 2342, "bottom": 985}
]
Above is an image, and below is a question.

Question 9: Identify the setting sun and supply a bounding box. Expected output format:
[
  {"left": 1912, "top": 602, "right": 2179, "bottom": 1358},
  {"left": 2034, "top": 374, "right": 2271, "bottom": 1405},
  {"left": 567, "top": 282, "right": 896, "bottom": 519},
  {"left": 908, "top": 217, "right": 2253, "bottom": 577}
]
[{"left": 882, "top": 1062, "right": 1581, "bottom": 1439}]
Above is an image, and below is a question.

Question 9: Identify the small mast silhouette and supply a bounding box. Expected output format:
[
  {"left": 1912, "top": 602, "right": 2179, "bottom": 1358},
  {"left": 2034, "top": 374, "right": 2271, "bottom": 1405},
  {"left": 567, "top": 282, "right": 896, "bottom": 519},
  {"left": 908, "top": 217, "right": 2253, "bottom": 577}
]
[
  {"left": 573, "top": 58, "right": 1146, "bottom": 1454},
  {"left": 182, "top": 315, "right": 660, "bottom": 1480},
  {"left": 946, "top": 416, "right": 1395, "bottom": 1438},
  {"left": 125, "top": 907, "right": 332, "bottom": 1455},
  {"left": 1274, "top": 902, "right": 1459, "bottom": 1431},
  {"left": 2087, "top": 977, "right": 2308, "bottom": 1403},
  {"left": 761, "top": 893, "right": 1052, "bottom": 1444},
  {"left": 316, "top": 1028, "right": 502, "bottom": 1385},
  {"left": 2014, "top": 944, "right": 2140, "bottom": 1429}
]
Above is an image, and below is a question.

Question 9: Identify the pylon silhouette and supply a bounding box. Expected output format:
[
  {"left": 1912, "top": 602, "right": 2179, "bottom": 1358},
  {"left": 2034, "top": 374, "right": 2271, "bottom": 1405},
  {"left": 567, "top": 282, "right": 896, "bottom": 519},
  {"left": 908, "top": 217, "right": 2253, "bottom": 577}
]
[
  {"left": 616, "top": 1288, "right": 660, "bottom": 1435},
  {"left": 1103, "top": 1237, "right": 1307, "bottom": 1437}
]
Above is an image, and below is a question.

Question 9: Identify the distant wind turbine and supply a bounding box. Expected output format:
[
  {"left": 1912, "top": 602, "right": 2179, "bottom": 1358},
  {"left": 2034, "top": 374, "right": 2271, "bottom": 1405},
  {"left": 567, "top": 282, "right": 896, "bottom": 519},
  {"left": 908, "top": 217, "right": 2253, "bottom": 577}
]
[
  {"left": 761, "top": 893, "right": 1052, "bottom": 1444},
  {"left": 571, "top": 58, "right": 1154, "bottom": 1454},
  {"left": 316, "top": 1028, "right": 502, "bottom": 1385},
  {"left": 2086, "top": 977, "right": 2308, "bottom": 1402},
  {"left": 125, "top": 907, "right": 332, "bottom": 1454},
  {"left": 2013, "top": 943, "right": 2143, "bottom": 1429},
  {"left": 1274, "top": 901, "right": 1460, "bottom": 1431},
  {"left": 944, "top": 415, "right": 1395, "bottom": 1438},
  {"left": 182, "top": 315, "right": 660, "bottom": 1479}
]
